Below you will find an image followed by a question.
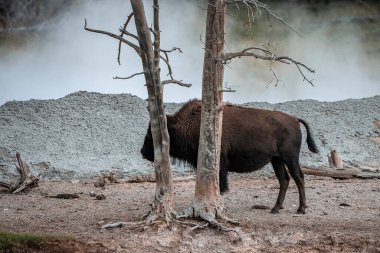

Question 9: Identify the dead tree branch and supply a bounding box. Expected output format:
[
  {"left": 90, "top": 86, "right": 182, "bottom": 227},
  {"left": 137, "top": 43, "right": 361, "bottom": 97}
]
[
  {"left": 220, "top": 82, "right": 237, "bottom": 92},
  {"left": 160, "top": 54, "right": 173, "bottom": 78},
  {"left": 161, "top": 47, "right": 183, "bottom": 54},
  {"left": 119, "top": 28, "right": 139, "bottom": 41},
  {"left": 0, "top": 152, "right": 38, "bottom": 193},
  {"left": 84, "top": 19, "right": 141, "bottom": 56},
  {"left": 220, "top": 1, "right": 313, "bottom": 86},
  {"left": 267, "top": 64, "right": 285, "bottom": 87},
  {"left": 159, "top": 48, "right": 190, "bottom": 87},
  {"left": 226, "top": 0, "right": 303, "bottom": 37},
  {"left": 113, "top": 72, "right": 144, "bottom": 80},
  {"left": 222, "top": 47, "right": 315, "bottom": 86},
  {"left": 220, "top": 87, "right": 236, "bottom": 92},
  {"left": 84, "top": 18, "right": 191, "bottom": 87},
  {"left": 118, "top": 12, "right": 135, "bottom": 65},
  {"left": 161, "top": 79, "right": 192, "bottom": 87}
]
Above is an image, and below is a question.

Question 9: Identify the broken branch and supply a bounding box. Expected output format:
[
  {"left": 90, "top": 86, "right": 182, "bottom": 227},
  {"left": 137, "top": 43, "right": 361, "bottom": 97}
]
[
  {"left": 220, "top": 87, "right": 236, "bottom": 92},
  {"left": 161, "top": 79, "right": 192, "bottom": 87},
  {"left": 301, "top": 166, "right": 355, "bottom": 179},
  {"left": 101, "top": 222, "right": 128, "bottom": 229},
  {"left": 160, "top": 47, "right": 183, "bottom": 54},
  {"left": 220, "top": 83, "right": 236, "bottom": 92},
  {"left": 113, "top": 72, "right": 144, "bottom": 80},
  {"left": 301, "top": 165, "right": 380, "bottom": 180}
]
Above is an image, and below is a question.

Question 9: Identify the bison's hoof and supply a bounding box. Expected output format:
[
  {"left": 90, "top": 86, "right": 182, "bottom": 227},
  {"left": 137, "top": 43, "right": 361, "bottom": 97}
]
[
  {"left": 270, "top": 208, "right": 280, "bottom": 214},
  {"left": 296, "top": 209, "right": 306, "bottom": 214},
  {"left": 220, "top": 189, "right": 230, "bottom": 195}
]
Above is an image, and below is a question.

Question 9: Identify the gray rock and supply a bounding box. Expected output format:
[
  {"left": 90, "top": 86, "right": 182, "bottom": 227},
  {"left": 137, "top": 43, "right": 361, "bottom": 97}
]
[{"left": 0, "top": 91, "right": 378, "bottom": 180}]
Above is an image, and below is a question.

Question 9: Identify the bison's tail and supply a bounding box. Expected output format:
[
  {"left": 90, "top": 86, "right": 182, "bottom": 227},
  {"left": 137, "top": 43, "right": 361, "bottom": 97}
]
[{"left": 298, "top": 118, "right": 319, "bottom": 153}]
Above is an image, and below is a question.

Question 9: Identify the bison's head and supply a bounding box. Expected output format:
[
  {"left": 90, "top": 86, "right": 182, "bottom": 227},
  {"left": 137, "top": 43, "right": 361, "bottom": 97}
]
[{"left": 140, "top": 124, "right": 154, "bottom": 162}]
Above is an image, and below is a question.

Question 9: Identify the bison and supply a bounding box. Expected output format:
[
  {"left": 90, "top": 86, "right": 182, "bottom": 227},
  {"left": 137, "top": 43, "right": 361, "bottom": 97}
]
[{"left": 141, "top": 100, "right": 319, "bottom": 214}]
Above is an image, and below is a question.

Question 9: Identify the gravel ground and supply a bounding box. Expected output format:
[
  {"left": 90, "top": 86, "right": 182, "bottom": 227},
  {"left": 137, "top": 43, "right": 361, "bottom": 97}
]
[
  {"left": 0, "top": 174, "right": 379, "bottom": 252},
  {"left": 0, "top": 91, "right": 379, "bottom": 181}
]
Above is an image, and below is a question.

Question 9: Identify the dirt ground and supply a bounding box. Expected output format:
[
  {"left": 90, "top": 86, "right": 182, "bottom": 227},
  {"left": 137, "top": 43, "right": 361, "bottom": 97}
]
[{"left": 1, "top": 173, "right": 379, "bottom": 253}]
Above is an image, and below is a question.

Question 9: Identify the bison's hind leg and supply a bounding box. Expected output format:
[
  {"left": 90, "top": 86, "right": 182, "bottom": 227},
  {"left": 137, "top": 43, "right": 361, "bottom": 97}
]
[
  {"left": 271, "top": 157, "right": 290, "bottom": 214},
  {"left": 284, "top": 159, "right": 306, "bottom": 214}
]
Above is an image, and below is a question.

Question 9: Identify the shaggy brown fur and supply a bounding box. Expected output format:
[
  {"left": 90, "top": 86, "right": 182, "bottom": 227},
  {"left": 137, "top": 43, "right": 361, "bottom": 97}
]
[{"left": 141, "top": 100, "right": 319, "bottom": 214}]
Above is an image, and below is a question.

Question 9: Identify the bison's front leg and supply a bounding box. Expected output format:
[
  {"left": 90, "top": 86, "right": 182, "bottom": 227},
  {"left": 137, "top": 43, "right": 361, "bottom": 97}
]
[{"left": 219, "top": 156, "right": 229, "bottom": 194}]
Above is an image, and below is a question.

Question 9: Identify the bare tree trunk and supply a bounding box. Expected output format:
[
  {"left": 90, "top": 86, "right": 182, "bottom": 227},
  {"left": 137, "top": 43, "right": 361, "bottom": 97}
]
[
  {"left": 130, "top": 0, "right": 173, "bottom": 222},
  {"left": 179, "top": 0, "right": 230, "bottom": 224},
  {"left": 194, "top": 0, "right": 225, "bottom": 219}
]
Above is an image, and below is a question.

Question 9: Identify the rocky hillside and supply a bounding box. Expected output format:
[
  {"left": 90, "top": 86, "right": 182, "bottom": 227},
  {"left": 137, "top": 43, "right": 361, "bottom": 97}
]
[{"left": 0, "top": 91, "right": 379, "bottom": 180}]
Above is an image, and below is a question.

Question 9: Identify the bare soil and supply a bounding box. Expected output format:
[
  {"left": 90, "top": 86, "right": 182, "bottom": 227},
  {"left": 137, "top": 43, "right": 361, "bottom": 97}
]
[{"left": 1, "top": 174, "right": 379, "bottom": 253}]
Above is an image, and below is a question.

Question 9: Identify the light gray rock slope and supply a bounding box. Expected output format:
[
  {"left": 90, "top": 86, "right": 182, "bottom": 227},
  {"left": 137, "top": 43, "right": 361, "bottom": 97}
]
[{"left": 0, "top": 91, "right": 379, "bottom": 180}]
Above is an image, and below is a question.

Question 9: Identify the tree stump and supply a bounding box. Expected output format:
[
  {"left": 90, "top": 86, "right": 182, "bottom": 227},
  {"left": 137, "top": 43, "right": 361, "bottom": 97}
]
[
  {"left": 0, "top": 152, "right": 39, "bottom": 193},
  {"left": 328, "top": 150, "right": 344, "bottom": 169}
]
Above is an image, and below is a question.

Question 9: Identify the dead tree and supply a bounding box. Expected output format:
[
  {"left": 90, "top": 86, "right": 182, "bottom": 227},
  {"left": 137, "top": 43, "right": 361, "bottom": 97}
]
[
  {"left": 193, "top": 0, "right": 226, "bottom": 223},
  {"left": 85, "top": 0, "right": 190, "bottom": 225},
  {"left": 0, "top": 152, "right": 39, "bottom": 193},
  {"left": 177, "top": 1, "right": 238, "bottom": 230},
  {"left": 301, "top": 165, "right": 380, "bottom": 180},
  {"left": 178, "top": 0, "right": 314, "bottom": 228}
]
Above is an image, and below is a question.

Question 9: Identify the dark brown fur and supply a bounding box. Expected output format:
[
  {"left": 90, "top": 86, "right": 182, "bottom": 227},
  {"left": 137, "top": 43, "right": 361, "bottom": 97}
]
[{"left": 141, "top": 100, "right": 319, "bottom": 214}]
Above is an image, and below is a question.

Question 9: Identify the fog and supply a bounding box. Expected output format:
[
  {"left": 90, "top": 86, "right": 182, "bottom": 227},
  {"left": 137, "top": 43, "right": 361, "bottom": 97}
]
[{"left": 0, "top": 0, "right": 379, "bottom": 105}]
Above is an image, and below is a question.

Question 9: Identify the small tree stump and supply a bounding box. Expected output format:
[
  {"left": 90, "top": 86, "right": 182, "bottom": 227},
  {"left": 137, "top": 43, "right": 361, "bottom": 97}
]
[
  {"left": 328, "top": 150, "right": 344, "bottom": 169},
  {"left": 0, "top": 152, "right": 39, "bottom": 193}
]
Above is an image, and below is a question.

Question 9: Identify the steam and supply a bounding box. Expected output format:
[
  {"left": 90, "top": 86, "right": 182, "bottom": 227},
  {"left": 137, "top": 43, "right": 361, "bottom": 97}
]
[
  {"left": 223, "top": 2, "right": 380, "bottom": 103},
  {"left": 0, "top": 0, "right": 379, "bottom": 105}
]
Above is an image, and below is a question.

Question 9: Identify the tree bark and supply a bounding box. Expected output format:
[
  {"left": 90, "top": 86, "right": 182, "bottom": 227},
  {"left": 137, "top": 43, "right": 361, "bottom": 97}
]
[
  {"left": 0, "top": 152, "right": 38, "bottom": 193},
  {"left": 186, "top": 0, "right": 227, "bottom": 221},
  {"left": 130, "top": 0, "right": 173, "bottom": 222},
  {"left": 301, "top": 165, "right": 380, "bottom": 179},
  {"left": 301, "top": 166, "right": 354, "bottom": 179}
]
